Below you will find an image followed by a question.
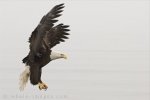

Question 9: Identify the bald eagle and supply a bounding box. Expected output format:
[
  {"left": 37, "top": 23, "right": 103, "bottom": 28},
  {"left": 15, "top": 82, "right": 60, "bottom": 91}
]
[{"left": 19, "top": 3, "right": 70, "bottom": 91}]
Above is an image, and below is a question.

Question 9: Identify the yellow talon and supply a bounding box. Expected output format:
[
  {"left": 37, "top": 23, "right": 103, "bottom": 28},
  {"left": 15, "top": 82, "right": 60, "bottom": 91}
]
[{"left": 38, "top": 82, "right": 48, "bottom": 90}]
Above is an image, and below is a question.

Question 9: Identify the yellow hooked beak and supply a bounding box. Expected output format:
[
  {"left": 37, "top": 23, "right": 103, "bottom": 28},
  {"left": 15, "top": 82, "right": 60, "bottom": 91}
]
[{"left": 61, "top": 54, "right": 67, "bottom": 59}]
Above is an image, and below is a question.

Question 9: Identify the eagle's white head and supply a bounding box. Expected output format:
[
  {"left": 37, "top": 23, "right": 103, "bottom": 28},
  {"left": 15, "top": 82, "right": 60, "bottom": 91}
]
[{"left": 50, "top": 51, "right": 67, "bottom": 60}]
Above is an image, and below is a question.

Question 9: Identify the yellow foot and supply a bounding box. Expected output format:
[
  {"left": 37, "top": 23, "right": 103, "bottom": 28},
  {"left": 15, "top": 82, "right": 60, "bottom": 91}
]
[{"left": 38, "top": 82, "right": 48, "bottom": 90}]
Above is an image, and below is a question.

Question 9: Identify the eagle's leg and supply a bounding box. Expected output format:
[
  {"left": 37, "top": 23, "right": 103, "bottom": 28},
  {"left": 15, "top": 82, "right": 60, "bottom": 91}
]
[
  {"left": 38, "top": 81, "right": 48, "bottom": 90},
  {"left": 37, "top": 68, "right": 48, "bottom": 90}
]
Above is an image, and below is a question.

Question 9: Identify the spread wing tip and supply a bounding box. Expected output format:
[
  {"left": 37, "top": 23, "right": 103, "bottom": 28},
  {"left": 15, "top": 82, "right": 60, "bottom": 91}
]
[
  {"left": 55, "top": 3, "right": 65, "bottom": 10},
  {"left": 58, "top": 3, "right": 65, "bottom": 6},
  {"left": 60, "top": 24, "right": 70, "bottom": 41},
  {"left": 49, "top": 3, "right": 65, "bottom": 19}
]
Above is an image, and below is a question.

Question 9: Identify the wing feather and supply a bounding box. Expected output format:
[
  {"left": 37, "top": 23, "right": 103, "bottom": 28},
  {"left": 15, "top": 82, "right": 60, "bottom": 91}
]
[
  {"left": 44, "top": 23, "right": 70, "bottom": 48},
  {"left": 29, "top": 3, "right": 65, "bottom": 56}
]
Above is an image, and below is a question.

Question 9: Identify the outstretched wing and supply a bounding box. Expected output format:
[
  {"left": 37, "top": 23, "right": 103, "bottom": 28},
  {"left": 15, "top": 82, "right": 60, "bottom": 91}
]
[
  {"left": 44, "top": 23, "right": 70, "bottom": 49},
  {"left": 29, "top": 3, "right": 65, "bottom": 55}
]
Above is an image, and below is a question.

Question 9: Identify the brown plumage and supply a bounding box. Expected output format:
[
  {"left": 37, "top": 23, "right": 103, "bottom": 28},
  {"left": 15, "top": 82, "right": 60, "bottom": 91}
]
[{"left": 20, "top": 3, "right": 70, "bottom": 90}]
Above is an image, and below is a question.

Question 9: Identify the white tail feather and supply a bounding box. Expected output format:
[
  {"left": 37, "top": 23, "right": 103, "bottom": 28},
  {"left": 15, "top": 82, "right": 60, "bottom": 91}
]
[{"left": 19, "top": 66, "right": 30, "bottom": 91}]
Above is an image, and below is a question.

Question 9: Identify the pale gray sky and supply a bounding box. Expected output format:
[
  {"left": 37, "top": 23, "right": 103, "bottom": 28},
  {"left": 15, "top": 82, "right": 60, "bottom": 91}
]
[{"left": 0, "top": 0, "right": 150, "bottom": 100}]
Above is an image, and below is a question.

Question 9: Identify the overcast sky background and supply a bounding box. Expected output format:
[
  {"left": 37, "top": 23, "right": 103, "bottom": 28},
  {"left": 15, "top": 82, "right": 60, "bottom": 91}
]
[{"left": 0, "top": 0, "right": 150, "bottom": 100}]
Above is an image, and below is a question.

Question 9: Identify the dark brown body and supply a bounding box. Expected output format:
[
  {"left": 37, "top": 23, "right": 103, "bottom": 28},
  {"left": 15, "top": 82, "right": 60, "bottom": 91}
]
[
  {"left": 23, "top": 50, "right": 51, "bottom": 85},
  {"left": 22, "top": 3, "right": 70, "bottom": 86}
]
